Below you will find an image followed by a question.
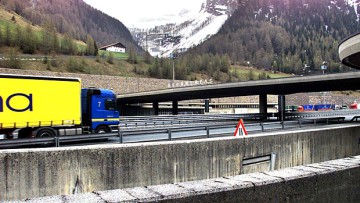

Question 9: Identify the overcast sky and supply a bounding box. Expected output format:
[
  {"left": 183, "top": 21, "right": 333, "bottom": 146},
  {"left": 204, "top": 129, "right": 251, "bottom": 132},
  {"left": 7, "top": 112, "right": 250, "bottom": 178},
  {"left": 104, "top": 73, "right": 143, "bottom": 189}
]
[{"left": 83, "top": 0, "right": 204, "bottom": 28}]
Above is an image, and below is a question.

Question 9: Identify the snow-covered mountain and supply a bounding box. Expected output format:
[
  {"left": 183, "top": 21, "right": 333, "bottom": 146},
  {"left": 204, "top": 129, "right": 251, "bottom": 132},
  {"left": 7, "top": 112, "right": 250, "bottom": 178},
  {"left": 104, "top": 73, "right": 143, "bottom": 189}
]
[
  {"left": 130, "top": 0, "right": 237, "bottom": 57},
  {"left": 348, "top": 0, "right": 360, "bottom": 18},
  {"left": 131, "top": 0, "right": 358, "bottom": 58}
]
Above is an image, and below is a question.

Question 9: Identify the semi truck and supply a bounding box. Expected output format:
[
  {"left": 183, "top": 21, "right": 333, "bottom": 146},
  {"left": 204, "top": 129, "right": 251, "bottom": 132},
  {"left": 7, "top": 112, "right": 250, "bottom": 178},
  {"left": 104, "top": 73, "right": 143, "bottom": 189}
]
[
  {"left": 297, "top": 104, "right": 335, "bottom": 112},
  {"left": 0, "top": 74, "right": 120, "bottom": 139}
]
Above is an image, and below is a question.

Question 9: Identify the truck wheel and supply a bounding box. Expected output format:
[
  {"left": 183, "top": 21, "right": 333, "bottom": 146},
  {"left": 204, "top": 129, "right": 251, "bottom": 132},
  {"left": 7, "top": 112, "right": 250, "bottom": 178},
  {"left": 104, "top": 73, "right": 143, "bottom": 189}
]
[
  {"left": 95, "top": 126, "right": 110, "bottom": 134},
  {"left": 36, "top": 128, "right": 56, "bottom": 138}
]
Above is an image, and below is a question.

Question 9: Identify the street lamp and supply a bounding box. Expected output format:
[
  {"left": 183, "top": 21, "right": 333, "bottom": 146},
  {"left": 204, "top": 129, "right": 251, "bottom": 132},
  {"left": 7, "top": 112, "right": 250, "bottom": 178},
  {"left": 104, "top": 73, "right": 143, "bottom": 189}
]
[
  {"left": 172, "top": 58, "right": 175, "bottom": 85},
  {"left": 171, "top": 52, "right": 177, "bottom": 87}
]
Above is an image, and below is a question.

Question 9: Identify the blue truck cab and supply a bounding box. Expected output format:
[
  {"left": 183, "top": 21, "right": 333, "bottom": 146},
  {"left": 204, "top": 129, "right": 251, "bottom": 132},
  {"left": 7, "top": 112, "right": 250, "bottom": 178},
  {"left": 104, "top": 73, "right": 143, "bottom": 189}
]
[{"left": 81, "top": 88, "right": 120, "bottom": 133}]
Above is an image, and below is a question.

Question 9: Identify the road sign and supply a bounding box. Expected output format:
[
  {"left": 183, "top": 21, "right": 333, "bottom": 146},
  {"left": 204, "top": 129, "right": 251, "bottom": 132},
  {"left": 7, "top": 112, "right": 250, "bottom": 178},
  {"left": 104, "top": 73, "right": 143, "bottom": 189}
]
[{"left": 234, "top": 119, "right": 247, "bottom": 136}]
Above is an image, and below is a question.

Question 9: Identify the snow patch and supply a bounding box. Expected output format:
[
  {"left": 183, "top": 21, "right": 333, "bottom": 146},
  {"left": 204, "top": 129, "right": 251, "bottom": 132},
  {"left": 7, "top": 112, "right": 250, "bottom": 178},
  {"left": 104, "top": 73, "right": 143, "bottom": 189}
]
[{"left": 131, "top": 0, "right": 230, "bottom": 58}]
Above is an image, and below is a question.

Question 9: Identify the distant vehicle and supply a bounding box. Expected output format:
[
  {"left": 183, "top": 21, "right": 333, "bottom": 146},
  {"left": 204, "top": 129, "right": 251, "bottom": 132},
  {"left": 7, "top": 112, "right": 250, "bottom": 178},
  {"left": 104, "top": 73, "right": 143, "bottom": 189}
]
[
  {"left": 297, "top": 104, "right": 335, "bottom": 112},
  {"left": 0, "top": 74, "right": 120, "bottom": 139},
  {"left": 285, "top": 105, "right": 298, "bottom": 112},
  {"left": 350, "top": 101, "right": 358, "bottom": 109}
]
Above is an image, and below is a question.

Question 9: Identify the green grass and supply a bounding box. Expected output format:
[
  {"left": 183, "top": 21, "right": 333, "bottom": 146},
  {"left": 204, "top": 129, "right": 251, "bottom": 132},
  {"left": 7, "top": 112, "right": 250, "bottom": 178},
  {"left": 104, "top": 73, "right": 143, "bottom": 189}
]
[
  {"left": 98, "top": 50, "right": 144, "bottom": 61},
  {"left": 231, "top": 65, "right": 291, "bottom": 81},
  {"left": 99, "top": 50, "right": 128, "bottom": 59},
  {"left": 0, "top": 6, "right": 86, "bottom": 53},
  {"left": 0, "top": 53, "right": 149, "bottom": 77}
]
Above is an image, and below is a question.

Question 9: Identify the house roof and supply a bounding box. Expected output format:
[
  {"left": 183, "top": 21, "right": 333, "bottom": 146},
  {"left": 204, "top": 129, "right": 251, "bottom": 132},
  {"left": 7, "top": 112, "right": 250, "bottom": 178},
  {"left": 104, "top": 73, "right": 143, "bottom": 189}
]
[{"left": 99, "top": 42, "right": 126, "bottom": 50}]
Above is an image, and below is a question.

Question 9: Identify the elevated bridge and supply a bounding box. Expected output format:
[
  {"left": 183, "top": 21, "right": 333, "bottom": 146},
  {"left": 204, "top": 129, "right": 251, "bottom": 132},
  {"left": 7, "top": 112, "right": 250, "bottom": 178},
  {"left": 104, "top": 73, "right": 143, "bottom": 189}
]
[
  {"left": 339, "top": 32, "right": 360, "bottom": 69},
  {"left": 118, "top": 72, "right": 360, "bottom": 117}
]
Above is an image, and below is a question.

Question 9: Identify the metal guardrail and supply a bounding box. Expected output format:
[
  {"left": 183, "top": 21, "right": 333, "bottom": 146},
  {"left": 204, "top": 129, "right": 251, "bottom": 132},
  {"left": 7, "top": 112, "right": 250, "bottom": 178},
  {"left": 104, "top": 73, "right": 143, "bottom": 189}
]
[
  {"left": 0, "top": 132, "right": 119, "bottom": 148},
  {"left": 285, "top": 109, "right": 360, "bottom": 119},
  {"left": 298, "top": 116, "right": 345, "bottom": 125},
  {"left": 0, "top": 115, "right": 353, "bottom": 149},
  {"left": 119, "top": 113, "right": 267, "bottom": 128},
  {"left": 119, "top": 110, "right": 360, "bottom": 128}
]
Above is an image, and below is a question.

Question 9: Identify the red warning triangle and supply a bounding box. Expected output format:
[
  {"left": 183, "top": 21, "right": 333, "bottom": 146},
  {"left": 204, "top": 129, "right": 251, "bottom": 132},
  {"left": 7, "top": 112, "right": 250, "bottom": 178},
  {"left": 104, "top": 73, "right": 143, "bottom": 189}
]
[{"left": 234, "top": 119, "right": 248, "bottom": 136}]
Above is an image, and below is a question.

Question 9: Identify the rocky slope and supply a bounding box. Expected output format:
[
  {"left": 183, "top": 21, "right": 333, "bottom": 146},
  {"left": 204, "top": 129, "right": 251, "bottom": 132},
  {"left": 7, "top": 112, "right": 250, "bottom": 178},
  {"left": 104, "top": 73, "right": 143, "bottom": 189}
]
[{"left": 131, "top": 0, "right": 238, "bottom": 57}]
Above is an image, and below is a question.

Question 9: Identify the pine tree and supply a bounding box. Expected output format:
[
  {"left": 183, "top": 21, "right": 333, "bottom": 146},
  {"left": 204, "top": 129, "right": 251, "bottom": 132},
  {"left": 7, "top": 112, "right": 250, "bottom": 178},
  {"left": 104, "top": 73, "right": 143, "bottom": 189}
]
[
  {"left": 22, "top": 24, "right": 36, "bottom": 54},
  {"left": 52, "top": 29, "right": 60, "bottom": 53},
  {"left": 144, "top": 51, "right": 152, "bottom": 64},
  {"left": 149, "top": 57, "right": 161, "bottom": 78},
  {"left": 61, "top": 33, "right": 75, "bottom": 55},
  {"left": 5, "top": 24, "right": 11, "bottom": 46},
  {"left": 248, "top": 69, "right": 255, "bottom": 81},
  {"left": 127, "top": 47, "right": 138, "bottom": 64},
  {"left": 93, "top": 41, "right": 98, "bottom": 56},
  {"left": 107, "top": 52, "right": 114, "bottom": 64},
  {"left": 41, "top": 23, "right": 52, "bottom": 54},
  {"left": 0, "top": 25, "right": 3, "bottom": 46},
  {"left": 85, "top": 34, "right": 95, "bottom": 56}
]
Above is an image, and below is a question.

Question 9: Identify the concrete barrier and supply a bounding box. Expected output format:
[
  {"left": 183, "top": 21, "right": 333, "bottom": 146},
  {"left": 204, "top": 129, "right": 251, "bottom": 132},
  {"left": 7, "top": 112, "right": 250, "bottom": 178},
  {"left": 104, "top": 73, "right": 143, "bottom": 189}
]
[
  {"left": 10, "top": 156, "right": 360, "bottom": 202},
  {"left": 1, "top": 124, "right": 360, "bottom": 201}
]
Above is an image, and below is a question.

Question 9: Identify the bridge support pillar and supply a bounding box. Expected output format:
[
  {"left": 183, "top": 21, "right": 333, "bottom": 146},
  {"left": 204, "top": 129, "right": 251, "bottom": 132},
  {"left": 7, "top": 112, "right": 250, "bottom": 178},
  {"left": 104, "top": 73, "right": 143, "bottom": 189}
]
[
  {"left": 259, "top": 94, "right": 268, "bottom": 118},
  {"left": 153, "top": 101, "right": 159, "bottom": 115},
  {"left": 172, "top": 101, "right": 178, "bottom": 115},
  {"left": 278, "top": 95, "right": 286, "bottom": 122},
  {"left": 205, "top": 99, "right": 210, "bottom": 113}
]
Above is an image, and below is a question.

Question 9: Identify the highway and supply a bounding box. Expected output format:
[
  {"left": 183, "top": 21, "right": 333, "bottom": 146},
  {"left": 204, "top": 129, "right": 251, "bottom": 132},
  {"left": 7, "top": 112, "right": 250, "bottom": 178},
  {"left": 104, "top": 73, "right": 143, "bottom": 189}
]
[{"left": 1, "top": 110, "right": 360, "bottom": 149}]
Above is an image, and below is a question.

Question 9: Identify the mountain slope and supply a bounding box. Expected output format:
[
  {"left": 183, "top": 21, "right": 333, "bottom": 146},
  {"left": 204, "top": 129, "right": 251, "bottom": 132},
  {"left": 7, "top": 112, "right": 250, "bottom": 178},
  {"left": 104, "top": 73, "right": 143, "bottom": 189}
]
[
  {"left": 185, "top": 0, "right": 359, "bottom": 74},
  {"left": 132, "top": 0, "right": 237, "bottom": 57},
  {"left": 0, "top": 0, "right": 140, "bottom": 50}
]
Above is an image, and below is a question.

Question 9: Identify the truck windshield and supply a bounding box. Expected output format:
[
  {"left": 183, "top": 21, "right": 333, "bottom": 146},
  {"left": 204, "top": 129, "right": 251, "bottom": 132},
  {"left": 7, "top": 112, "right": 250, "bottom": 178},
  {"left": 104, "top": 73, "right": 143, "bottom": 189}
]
[{"left": 105, "top": 99, "right": 116, "bottom": 110}]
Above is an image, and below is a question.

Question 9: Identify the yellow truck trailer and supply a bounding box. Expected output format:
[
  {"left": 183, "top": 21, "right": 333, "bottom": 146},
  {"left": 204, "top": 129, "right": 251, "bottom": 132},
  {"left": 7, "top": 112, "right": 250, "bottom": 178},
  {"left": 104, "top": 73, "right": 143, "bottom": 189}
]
[{"left": 0, "top": 74, "right": 119, "bottom": 138}]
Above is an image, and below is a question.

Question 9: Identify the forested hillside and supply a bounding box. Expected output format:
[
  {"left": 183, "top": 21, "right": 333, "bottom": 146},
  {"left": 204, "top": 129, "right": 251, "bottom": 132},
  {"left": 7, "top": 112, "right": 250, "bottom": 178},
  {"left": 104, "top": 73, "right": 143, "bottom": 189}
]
[
  {"left": 0, "top": 0, "right": 355, "bottom": 82},
  {"left": 0, "top": 2, "right": 148, "bottom": 77},
  {"left": 0, "top": 0, "right": 140, "bottom": 50},
  {"left": 183, "top": 0, "right": 359, "bottom": 75}
]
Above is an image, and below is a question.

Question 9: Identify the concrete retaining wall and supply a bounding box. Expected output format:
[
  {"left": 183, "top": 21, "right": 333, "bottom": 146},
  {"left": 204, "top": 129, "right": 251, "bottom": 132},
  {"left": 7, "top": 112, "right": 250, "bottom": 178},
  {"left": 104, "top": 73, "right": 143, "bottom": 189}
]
[
  {"left": 16, "top": 156, "right": 360, "bottom": 202},
  {"left": 1, "top": 124, "right": 360, "bottom": 201}
]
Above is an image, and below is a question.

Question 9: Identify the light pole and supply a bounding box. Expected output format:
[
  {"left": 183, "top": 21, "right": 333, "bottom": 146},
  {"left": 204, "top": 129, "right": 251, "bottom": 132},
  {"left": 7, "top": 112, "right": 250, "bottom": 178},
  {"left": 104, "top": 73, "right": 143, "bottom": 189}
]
[
  {"left": 172, "top": 58, "right": 175, "bottom": 85},
  {"left": 171, "top": 52, "right": 177, "bottom": 87}
]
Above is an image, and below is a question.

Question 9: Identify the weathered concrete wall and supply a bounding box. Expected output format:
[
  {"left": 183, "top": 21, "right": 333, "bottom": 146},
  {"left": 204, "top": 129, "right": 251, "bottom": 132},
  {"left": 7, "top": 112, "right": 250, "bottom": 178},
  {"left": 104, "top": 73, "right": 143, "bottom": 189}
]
[
  {"left": 11, "top": 156, "right": 360, "bottom": 202},
  {"left": 1, "top": 124, "right": 360, "bottom": 201}
]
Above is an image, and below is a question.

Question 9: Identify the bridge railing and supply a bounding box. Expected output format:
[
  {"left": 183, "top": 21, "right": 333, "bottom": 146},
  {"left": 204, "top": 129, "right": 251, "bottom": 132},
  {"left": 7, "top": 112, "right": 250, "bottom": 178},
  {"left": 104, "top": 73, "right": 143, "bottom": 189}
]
[
  {"left": 1, "top": 114, "right": 356, "bottom": 149},
  {"left": 285, "top": 109, "right": 360, "bottom": 119}
]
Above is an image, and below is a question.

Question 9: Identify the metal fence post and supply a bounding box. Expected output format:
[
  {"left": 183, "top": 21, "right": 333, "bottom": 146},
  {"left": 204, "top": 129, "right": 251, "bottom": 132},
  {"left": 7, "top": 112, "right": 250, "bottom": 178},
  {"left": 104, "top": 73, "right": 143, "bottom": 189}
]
[
  {"left": 260, "top": 122, "right": 264, "bottom": 132},
  {"left": 206, "top": 126, "right": 210, "bottom": 138},
  {"left": 119, "top": 131, "right": 123, "bottom": 143},
  {"left": 168, "top": 129, "right": 172, "bottom": 141},
  {"left": 270, "top": 152, "right": 276, "bottom": 171},
  {"left": 55, "top": 137, "right": 60, "bottom": 147}
]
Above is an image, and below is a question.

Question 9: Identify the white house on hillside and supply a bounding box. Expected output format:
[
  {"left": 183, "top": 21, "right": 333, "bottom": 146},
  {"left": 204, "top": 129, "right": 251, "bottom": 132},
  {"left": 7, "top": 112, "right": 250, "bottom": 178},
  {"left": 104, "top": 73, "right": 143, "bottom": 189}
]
[{"left": 99, "top": 42, "right": 126, "bottom": 53}]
